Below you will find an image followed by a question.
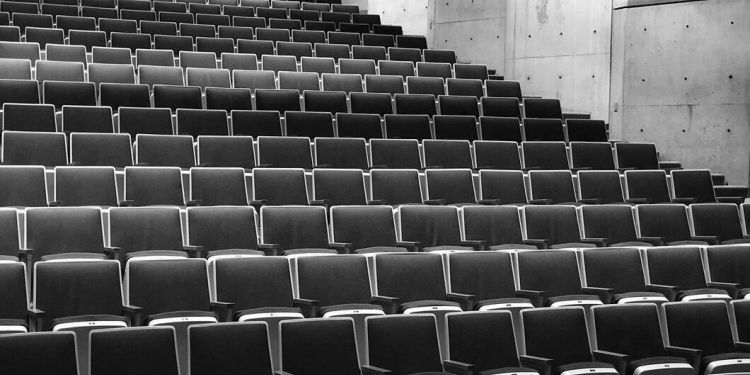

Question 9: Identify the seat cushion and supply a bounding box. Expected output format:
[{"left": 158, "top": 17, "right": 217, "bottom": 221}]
[
  {"left": 480, "top": 367, "right": 538, "bottom": 375},
  {"left": 489, "top": 244, "right": 539, "bottom": 250},
  {"left": 740, "top": 287, "right": 750, "bottom": 299},
  {"left": 146, "top": 310, "right": 217, "bottom": 324},
  {"left": 52, "top": 314, "right": 127, "bottom": 328},
  {"left": 476, "top": 297, "right": 533, "bottom": 310},
  {"left": 41, "top": 252, "right": 108, "bottom": 261},
  {"left": 354, "top": 246, "right": 407, "bottom": 254},
  {"left": 666, "top": 240, "right": 708, "bottom": 246},
  {"left": 550, "top": 242, "right": 597, "bottom": 249},
  {"left": 207, "top": 249, "right": 264, "bottom": 258},
  {"left": 0, "top": 318, "right": 27, "bottom": 331},
  {"left": 319, "top": 303, "right": 383, "bottom": 316},
  {"left": 0, "top": 255, "right": 19, "bottom": 261},
  {"left": 400, "top": 299, "right": 461, "bottom": 313},
  {"left": 612, "top": 291, "right": 668, "bottom": 303},
  {"left": 281, "top": 248, "right": 338, "bottom": 256},
  {"left": 676, "top": 288, "right": 730, "bottom": 301},
  {"left": 546, "top": 294, "right": 601, "bottom": 307},
  {"left": 610, "top": 241, "right": 654, "bottom": 247},
  {"left": 235, "top": 306, "right": 302, "bottom": 320},
  {"left": 423, "top": 245, "right": 473, "bottom": 252},
  {"left": 702, "top": 352, "right": 750, "bottom": 365},
  {"left": 557, "top": 361, "right": 617, "bottom": 375},
  {"left": 629, "top": 356, "right": 689, "bottom": 372}
]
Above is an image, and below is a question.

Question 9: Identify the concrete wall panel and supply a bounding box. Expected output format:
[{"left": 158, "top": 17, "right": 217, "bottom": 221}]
[
  {"left": 368, "top": 0, "right": 429, "bottom": 37},
  {"left": 610, "top": 0, "right": 750, "bottom": 184}
]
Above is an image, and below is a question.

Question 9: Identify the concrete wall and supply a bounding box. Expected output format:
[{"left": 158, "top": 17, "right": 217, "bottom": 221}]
[
  {"left": 367, "top": 0, "right": 429, "bottom": 37},
  {"left": 504, "top": 0, "right": 612, "bottom": 121},
  {"left": 610, "top": 0, "right": 750, "bottom": 184}
]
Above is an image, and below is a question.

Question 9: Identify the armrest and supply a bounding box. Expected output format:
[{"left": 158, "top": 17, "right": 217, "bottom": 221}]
[
  {"left": 618, "top": 167, "right": 636, "bottom": 173},
  {"left": 329, "top": 242, "right": 352, "bottom": 254},
  {"left": 625, "top": 198, "right": 649, "bottom": 205},
  {"left": 396, "top": 241, "right": 421, "bottom": 252},
  {"left": 122, "top": 304, "right": 143, "bottom": 327},
  {"left": 292, "top": 298, "right": 320, "bottom": 318},
  {"left": 314, "top": 163, "right": 332, "bottom": 168},
  {"left": 581, "top": 238, "right": 607, "bottom": 247},
  {"left": 367, "top": 199, "right": 387, "bottom": 205},
  {"left": 516, "top": 289, "right": 546, "bottom": 307},
  {"left": 209, "top": 301, "right": 234, "bottom": 322},
  {"left": 519, "top": 355, "right": 553, "bottom": 375},
  {"left": 707, "top": 282, "right": 740, "bottom": 299},
  {"left": 735, "top": 342, "right": 750, "bottom": 353},
  {"left": 578, "top": 198, "right": 601, "bottom": 205},
  {"left": 443, "top": 359, "right": 474, "bottom": 375},
  {"left": 478, "top": 199, "right": 500, "bottom": 205},
  {"left": 646, "top": 284, "right": 678, "bottom": 301},
  {"left": 257, "top": 243, "right": 281, "bottom": 256},
  {"left": 523, "top": 239, "right": 549, "bottom": 249},
  {"left": 310, "top": 199, "right": 329, "bottom": 208},
  {"left": 460, "top": 240, "right": 485, "bottom": 251},
  {"left": 446, "top": 292, "right": 476, "bottom": 311},
  {"left": 528, "top": 198, "right": 552, "bottom": 205},
  {"left": 372, "top": 295, "right": 399, "bottom": 315},
  {"left": 182, "top": 245, "right": 204, "bottom": 258},
  {"left": 48, "top": 200, "right": 64, "bottom": 207},
  {"left": 103, "top": 246, "right": 121, "bottom": 261},
  {"left": 18, "top": 248, "right": 33, "bottom": 264},
  {"left": 370, "top": 164, "right": 388, "bottom": 169},
  {"left": 118, "top": 199, "right": 134, "bottom": 207},
  {"left": 571, "top": 167, "right": 593, "bottom": 173},
  {"left": 424, "top": 199, "right": 445, "bottom": 205},
  {"left": 592, "top": 350, "right": 629, "bottom": 375},
  {"left": 664, "top": 345, "right": 702, "bottom": 370},
  {"left": 692, "top": 235, "right": 719, "bottom": 245},
  {"left": 249, "top": 199, "right": 266, "bottom": 212},
  {"left": 637, "top": 237, "right": 664, "bottom": 246},
  {"left": 671, "top": 197, "right": 694, "bottom": 205},
  {"left": 185, "top": 199, "right": 201, "bottom": 207},
  {"left": 717, "top": 196, "right": 746, "bottom": 205},
  {"left": 581, "top": 287, "right": 614, "bottom": 304},
  {"left": 361, "top": 365, "right": 392, "bottom": 375},
  {"left": 27, "top": 308, "right": 46, "bottom": 332}
]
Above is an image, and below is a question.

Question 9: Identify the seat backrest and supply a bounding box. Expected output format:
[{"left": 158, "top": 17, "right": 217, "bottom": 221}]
[
  {"left": 479, "top": 169, "right": 527, "bottom": 204},
  {"left": 196, "top": 135, "right": 254, "bottom": 169},
  {"left": 423, "top": 140, "right": 472, "bottom": 169},
  {"left": 257, "top": 136, "right": 312, "bottom": 169},
  {"left": 636, "top": 204, "right": 692, "bottom": 243},
  {"left": 425, "top": 168, "right": 477, "bottom": 205},
  {"left": 577, "top": 170, "right": 624, "bottom": 204},
  {"left": 433, "top": 114, "right": 478, "bottom": 141},
  {"left": 284, "top": 111, "right": 333, "bottom": 138},
  {"left": 314, "top": 137, "right": 368, "bottom": 169},
  {"left": 367, "top": 315, "right": 444, "bottom": 374},
  {"left": 524, "top": 205, "right": 583, "bottom": 245},
  {"left": 26, "top": 207, "right": 105, "bottom": 259},
  {"left": 580, "top": 204, "right": 640, "bottom": 245},
  {"left": 365, "top": 74, "right": 405, "bottom": 95},
  {"left": 438, "top": 95, "right": 479, "bottom": 117},
  {"left": 615, "top": 142, "right": 659, "bottom": 170},
  {"left": 297, "top": 255, "right": 373, "bottom": 305},
  {"left": 375, "top": 252, "right": 447, "bottom": 302},
  {"left": 0, "top": 260, "right": 28, "bottom": 322},
  {"left": 522, "top": 118, "right": 565, "bottom": 142},
  {"left": 481, "top": 99, "right": 521, "bottom": 120},
  {"left": 517, "top": 250, "right": 582, "bottom": 297},
  {"left": 261, "top": 206, "right": 329, "bottom": 250},
  {"left": 90, "top": 327, "right": 179, "bottom": 375},
  {"left": 370, "top": 138, "right": 422, "bottom": 169},
  {"left": 176, "top": 108, "right": 229, "bottom": 137},
  {"left": 663, "top": 301, "right": 736, "bottom": 356},
  {"left": 397, "top": 205, "right": 463, "bottom": 248},
  {"left": 566, "top": 119, "right": 608, "bottom": 142},
  {"left": 33, "top": 259, "right": 122, "bottom": 330},
  {"left": 124, "top": 167, "right": 185, "bottom": 206},
  {"left": 210, "top": 256, "right": 294, "bottom": 309},
  {"left": 522, "top": 307, "right": 593, "bottom": 364},
  {"left": 671, "top": 169, "right": 717, "bottom": 203},
  {"left": 255, "top": 89, "right": 301, "bottom": 113},
  {"left": 625, "top": 170, "right": 672, "bottom": 203},
  {"left": 581, "top": 247, "right": 647, "bottom": 294},
  {"left": 231, "top": 110, "right": 282, "bottom": 137},
  {"left": 3, "top": 103, "right": 56, "bottom": 132},
  {"left": 645, "top": 246, "right": 708, "bottom": 290},
  {"left": 136, "top": 134, "right": 195, "bottom": 168},
  {"left": 394, "top": 93, "right": 436, "bottom": 116},
  {"left": 330, "top": 205, "right": 398, "bottom": 250},
  {"left": 522, "top": 98, "right": 562, "bottom": 119},
  {"left": 474, "top": 141, "right": 522, "bottom": 170},
  {"left": 303, "top": 90, "right": 349, "bottom": 114},
  {"left": 569, "top": 142, "right": 615, "bottom": 170},
  {"left": 190, "top": 167, "right": 248, "bottom": 206},
  {"left": 252, "top": 168, "right": 308, "bottom": 205},
  {"left": 369, "top": 169, "right": 422, "bottom": 205},
  {"left": 110, "top": 207, "right": 184, "bottom": 256},
  {"left": 2, "top": 131, "right": 67, "bottom": 167},
  {"left": 0, "top": 332, "right": 78, "bottom": 375},
  {"left": 592, "top": 304, "right": 665, "bottom": 360},
  {"left": 485, "top": 80, "right": 522, "bottom": 100},
  {"left": 384, "top": 113, "right": 431, "bottom": 140},
  {"left": 446, "top": 78, "right": 483, "bottom": 99},
  {"left": 189, "top": 322, "right": 273, "bottom": 375},
  {"left": 54, "top": 166, "right": 118, "bottom": 206},
  {"left": 522, "top": 141, "right": 569, "bottom": 170},
  {"left": 187, "top": 206, "right": 258, "bottom": 252},
  {"left": 126, "top": 257, "right": 209, "bottom": 314},
  {"left": 705, "top": 245, "right": 750, "bottom": 290},
  {"left": 0, "top": 166, "right": 48, "bottom": 207},
  {"left": 448, "top": 251, "right": 517, "bottom": 300},
  {"left": 528, "top": 170, "right": 577, "bottom": 204},
  {"left": 280, "top": 318, "right": 361, "bottom": 374},
  {"left": 462, "top": 205, "right": 525, "bottom": 247},
  {"left": 118, "top": 107, "right": 173, "bottom": 137},
  {"left": 447, "top": 311, "right": 520, "bottom": 371},
  {"left": 61, "top": 105, "right": 114, "bottom": 133},
  {"left": 691, "top": 203, "right": 744, "bottom": 242}
]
